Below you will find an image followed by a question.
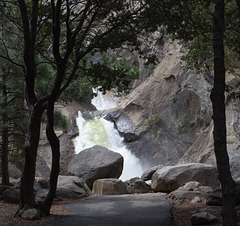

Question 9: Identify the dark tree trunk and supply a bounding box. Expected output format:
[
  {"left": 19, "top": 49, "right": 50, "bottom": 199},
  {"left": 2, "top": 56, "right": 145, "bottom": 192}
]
[
  {"left": 39, "top": 99, "right": 60, "bottom": 215},
  {"left": 210, "top": 0, "right": 237, "bottom": 225},
  {"left": 15, "top": 104, "right": 45, "bottom": 216},
  {"left": 1, "top": 126, "right": 9, "bottom": 186},
  {"left": 1, "top": 76, "right": 10, "bottom": 185}
]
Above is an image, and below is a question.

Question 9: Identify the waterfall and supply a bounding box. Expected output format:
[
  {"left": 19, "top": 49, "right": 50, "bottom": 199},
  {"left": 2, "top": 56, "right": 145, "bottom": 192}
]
[{"left": 74, "top": 89, "right": 144, "bottom": 181}]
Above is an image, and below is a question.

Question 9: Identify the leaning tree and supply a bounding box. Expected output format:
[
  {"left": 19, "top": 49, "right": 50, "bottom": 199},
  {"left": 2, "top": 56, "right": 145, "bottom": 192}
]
[{"left": 0, "top": 0, "right": 162, "bottom": 216}]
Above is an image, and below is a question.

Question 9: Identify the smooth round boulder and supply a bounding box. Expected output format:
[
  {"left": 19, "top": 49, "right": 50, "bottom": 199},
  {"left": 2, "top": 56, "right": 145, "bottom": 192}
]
[
  {"left": 68, "top": 145, "right": 123, "bottom": 188},
  {"left": 151, "top": 163, "right": 219, "bottom": 192}
]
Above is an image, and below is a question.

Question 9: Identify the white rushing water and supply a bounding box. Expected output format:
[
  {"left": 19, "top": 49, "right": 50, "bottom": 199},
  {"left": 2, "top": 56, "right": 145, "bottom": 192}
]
[
  {"left": 74, "top": 89, "right": 144, "bottom": 181},
  {"left": 91, "top": 87, "right": 119, "bottom": 110}
]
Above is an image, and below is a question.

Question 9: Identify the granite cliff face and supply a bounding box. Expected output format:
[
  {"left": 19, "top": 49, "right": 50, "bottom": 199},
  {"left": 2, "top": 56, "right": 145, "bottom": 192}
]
[
  {"left": 108, "top": 40, "right": 240, "bottom": 177},
  {"left": 37, "top": 38, "right": 240, "bottom": 179}
]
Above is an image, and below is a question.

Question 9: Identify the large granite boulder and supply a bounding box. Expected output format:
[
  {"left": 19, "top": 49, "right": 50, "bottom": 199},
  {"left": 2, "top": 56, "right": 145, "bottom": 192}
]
[
  {"left": 151, "top": 163, "right": 219, "bottom": 192},
  {"left": 56, "top": 175, "right": 92, "bottom": 199},
  {"left": 68, "top": 145, "right": 123, "bottom": 188},
  {"left": 92, "top": 178, "right": 127, "bottom": 195}
]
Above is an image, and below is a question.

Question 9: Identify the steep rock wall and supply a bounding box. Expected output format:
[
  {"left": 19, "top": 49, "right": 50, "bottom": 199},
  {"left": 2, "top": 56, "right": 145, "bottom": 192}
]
[{"left": 108, "top": 40, "right": 240, "bottom": 175}]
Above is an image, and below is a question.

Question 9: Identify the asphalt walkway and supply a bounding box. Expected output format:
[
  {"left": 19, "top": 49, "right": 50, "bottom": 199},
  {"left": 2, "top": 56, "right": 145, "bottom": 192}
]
[{"left": 44, "top": 193, "right": 173, "bottom": 226}]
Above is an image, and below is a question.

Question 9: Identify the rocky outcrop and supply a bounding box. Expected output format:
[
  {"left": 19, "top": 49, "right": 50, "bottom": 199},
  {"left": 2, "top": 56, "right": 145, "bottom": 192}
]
[
  {"left": 56, "top": 175, "right": 92, "bottom": 199},
  {"left": 107, "top": 39, "right": 240, "bottom": 174},
  {"left": 92, "top": 178, "right": 127, "bottom": 195},
  {"left": 167, "top": 181, "right": 213, "bottom": 205},
  {"left": 67, "top": 145, "right": 123, "bottom": 188},
  {"left": 107, "top": 40, "right": 213, "bottom": 167},
  {"left": 151, "top": 163, "right": 219, "bottom": 192}
]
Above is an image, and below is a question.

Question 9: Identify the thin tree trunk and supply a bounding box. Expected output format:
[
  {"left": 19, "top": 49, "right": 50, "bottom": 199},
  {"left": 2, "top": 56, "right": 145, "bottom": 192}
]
[
  {"left": 39, "top": 99, "right": 60, "bottom": 215},
  {"left": 1, "top": 75, "right": 10, "bottom": 185},
  {"left": 210, "top": 0, "right": 237, "bottom": 225}
]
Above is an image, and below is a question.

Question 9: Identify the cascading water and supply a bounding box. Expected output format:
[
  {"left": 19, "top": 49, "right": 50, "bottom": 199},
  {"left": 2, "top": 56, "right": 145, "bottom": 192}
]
[{"left": 74, "top": 89, "right": 144, "bottom": 181}]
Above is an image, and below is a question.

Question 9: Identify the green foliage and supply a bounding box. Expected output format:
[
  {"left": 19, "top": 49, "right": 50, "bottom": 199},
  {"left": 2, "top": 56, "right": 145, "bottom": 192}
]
[
  {"left": 9, "top": 148, "right": 24, "bottom": 165},
  {"left": 172, "top": 93, "right": 178, "bottom": 103},
  {"left": 42, "top": 110, "right": 70, "bottom": 130},
  {"left": 157, "top": 128, "right": 163, "bottom": 137},
  {"left": 177, "top": 114, "right": 189, "bottom": 134},
  {"left": 53, "top": 110, "right": 70, "bottom": 130},
  {"left": 148, "top": 114, "right": 163, "bottom": 137},
  {"left": 148, "top": 114, "right": 161, "bottom": 127},
  {"left": 162, "top": 0, "right": 240, "bottom": 76},
  {"left": 180, "top": 127, "right": 189, "bottom": 134},
  {"left": 85, "top": 55, "right": 140, "bottom": 95}
]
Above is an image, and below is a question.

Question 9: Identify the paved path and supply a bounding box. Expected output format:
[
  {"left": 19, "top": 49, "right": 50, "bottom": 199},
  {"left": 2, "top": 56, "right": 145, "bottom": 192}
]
[{"left": 45, "top": 193, "right": 173, "bottom": 226}]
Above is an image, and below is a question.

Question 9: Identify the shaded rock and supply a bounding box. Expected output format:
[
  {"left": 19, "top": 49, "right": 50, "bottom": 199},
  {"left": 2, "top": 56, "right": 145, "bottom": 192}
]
[
  {"left": 34, "top": 177, "right": 50, "bottom": 194},
  {"left": 21, "top": 208, "right": 40, "bottom": 220},
  {"left": 92, "top": 178, "right": 127, "bottom": 195},
  {"left": 67, "top": 145, "right": 123, "bottom": 188},
  {"left": 59, "top": 133, "right": 76, "bottom": 175},
  {"left": 125, "top": 177, "right": 151, "bottom": 194},
  {"left": 191, "top": 211, "right": 218, "bottom": 225},
  {"left": 56, "top": 175, "right": 92, "bottom": 199},
  {"left": 36, "top": 154, "right": 51, "bottom": 179},
  {"left": 2, "top": 187, "right": 19, "bottom": 204},
  {"left": 8, "top": 164, "right": 22, "bottom": 179},
  {"left": 151, "top": 163, "right": 219, "bottom": 192},
  {"left": 168, "top": 190, "right": 205, "bottom": 205},
  {"left": 141, "top": 165, "right": 164, "bottom": 181},
  {"left": 35, "top": 177, "right": 49, "bottom": 189},
  {"left": 0, "top": 185, "right": 11, "bottom": 198},
  {"left": 207, "top": 181, "right": 240, "bottom": 206},
  {"left": 206, "top": 188, "right": 222, "bottom": 206},
  {"left": 0, "top": 164, "right": 21, "bottom": 179},
  {"left": 35, "top": 189, "right": 48, "bottom": 204}
]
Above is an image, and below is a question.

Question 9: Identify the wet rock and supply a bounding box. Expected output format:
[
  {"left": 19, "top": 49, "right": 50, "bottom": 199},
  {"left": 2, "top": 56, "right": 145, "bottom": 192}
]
[
  {"left": 92, "top": 178, "right": 127, "bottom": 195},
  {"left": 67, "top": 145, "right": 123, "bottom": 189},
  {"left": 151, "top": 163, "right": 219, "bottom": 192}
]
